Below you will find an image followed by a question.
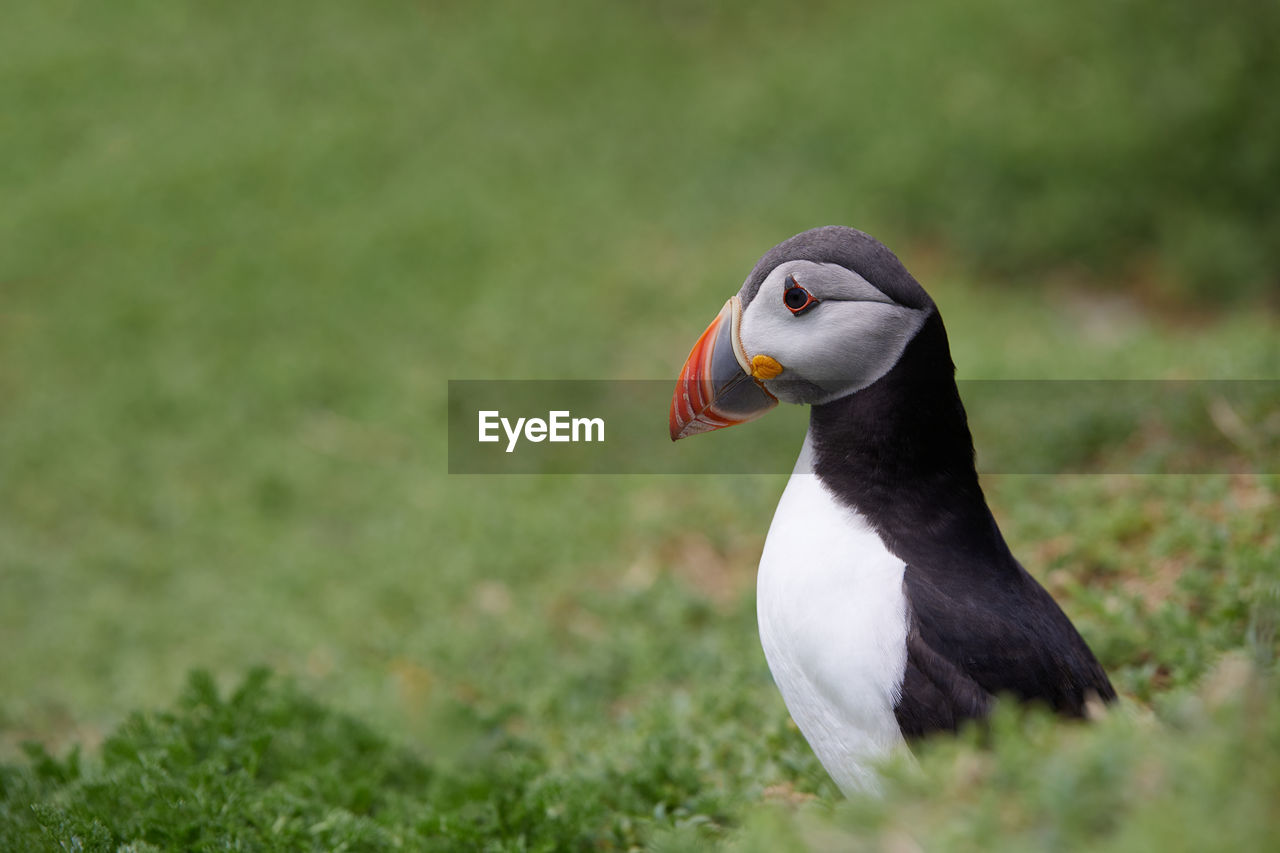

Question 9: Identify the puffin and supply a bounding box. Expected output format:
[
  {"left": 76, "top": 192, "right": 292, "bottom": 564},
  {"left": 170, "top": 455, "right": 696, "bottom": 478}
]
[{"left": 669, "top": 226, "right": 1115, "bottom": 795}]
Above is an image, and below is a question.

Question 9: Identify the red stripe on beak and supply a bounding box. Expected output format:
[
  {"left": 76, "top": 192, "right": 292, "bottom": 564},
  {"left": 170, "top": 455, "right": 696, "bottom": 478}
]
[{"left": 670, "top": 298, "right": 778, "bottom": 441}]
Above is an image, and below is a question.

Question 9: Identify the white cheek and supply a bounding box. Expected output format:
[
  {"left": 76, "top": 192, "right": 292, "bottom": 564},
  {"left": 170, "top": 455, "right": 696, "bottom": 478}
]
[
  {"left": 741, "top": 297, "right": 928, "bottom": 398},
  {"left": 806, "top": 303, "right": 921, "bottom": 379},
  {"left": 739, "top": 298, "right": 795, "bottom": 364}
]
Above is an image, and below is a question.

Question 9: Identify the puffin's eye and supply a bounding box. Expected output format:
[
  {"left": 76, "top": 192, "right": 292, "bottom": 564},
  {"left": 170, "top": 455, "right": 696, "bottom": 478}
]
[{"left": 783, "top": 276, "right": 818, "bottom": 315}]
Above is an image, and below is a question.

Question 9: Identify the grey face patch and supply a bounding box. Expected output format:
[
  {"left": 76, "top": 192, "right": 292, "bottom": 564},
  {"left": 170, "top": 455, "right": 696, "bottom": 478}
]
[
  {"left": 738, "top": 260, "right": 930, "bottom": 404},
  {"left": 742, "top": 260, "right": 896, "bottom": 307}
]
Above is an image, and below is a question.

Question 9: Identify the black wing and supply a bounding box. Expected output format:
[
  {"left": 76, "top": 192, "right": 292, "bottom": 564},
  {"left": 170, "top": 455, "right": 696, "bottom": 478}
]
[{"left": 893, "top": 561, "right": 1116, "bottom": 739}]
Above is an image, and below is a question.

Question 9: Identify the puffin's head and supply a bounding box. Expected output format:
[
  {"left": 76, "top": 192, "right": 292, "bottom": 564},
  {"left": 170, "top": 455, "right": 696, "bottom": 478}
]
[{"left": 670, "top": 226, "right": 935, "bottom": 440}]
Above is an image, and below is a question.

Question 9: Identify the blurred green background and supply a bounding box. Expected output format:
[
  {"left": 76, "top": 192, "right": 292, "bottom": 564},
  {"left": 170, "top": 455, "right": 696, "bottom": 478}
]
[{"left": 2, "top": 0, "right": 1278, "bottom": 848}]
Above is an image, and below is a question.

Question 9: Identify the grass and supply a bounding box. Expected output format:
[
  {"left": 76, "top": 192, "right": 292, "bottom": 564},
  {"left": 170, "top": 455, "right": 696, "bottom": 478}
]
[{"left": 2, "top": 0, "right": 1279, "bottom": 849}]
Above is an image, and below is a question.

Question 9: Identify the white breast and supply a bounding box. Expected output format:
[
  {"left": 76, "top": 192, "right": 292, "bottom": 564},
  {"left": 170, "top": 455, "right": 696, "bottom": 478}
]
[{"left": 756, "top": 432, "right": 909, "bottom": 795}]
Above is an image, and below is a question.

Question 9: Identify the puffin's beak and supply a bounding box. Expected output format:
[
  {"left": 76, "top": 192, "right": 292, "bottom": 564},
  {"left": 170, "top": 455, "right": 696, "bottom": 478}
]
[{"left": 670, "top": 296, "right": 778, "bottom": 441}]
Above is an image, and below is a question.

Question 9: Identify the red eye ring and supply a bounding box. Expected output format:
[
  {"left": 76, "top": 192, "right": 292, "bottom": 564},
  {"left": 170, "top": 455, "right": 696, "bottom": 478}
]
[{"left": 783, "top": 276, "right": 819, "bottom": 315}]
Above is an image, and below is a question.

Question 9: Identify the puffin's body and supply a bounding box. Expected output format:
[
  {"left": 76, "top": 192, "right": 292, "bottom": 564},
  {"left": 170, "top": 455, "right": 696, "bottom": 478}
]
[{"left": 670, "top": 227, "right": 1115, "bottom": 794}]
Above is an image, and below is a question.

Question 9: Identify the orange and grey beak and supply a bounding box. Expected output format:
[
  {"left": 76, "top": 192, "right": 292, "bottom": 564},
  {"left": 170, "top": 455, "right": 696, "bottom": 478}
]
[{"left": 670, "top": 296, "right": 779, "bottom": 441}]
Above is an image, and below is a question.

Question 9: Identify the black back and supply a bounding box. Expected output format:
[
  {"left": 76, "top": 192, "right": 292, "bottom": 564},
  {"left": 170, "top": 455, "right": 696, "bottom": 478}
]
[{"left": 808, "top": 310, "right": 1116, "bottom": 737}]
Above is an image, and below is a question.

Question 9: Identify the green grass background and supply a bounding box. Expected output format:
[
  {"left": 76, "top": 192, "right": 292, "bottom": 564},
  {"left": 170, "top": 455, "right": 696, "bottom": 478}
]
[{"left": 2, "top": 0, "right": 1278, "bottom": 849}]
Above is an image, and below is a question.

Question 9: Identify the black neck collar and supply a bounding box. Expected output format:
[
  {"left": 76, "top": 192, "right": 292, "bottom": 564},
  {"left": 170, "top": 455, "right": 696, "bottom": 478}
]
[{"left": 807, "top": 311, "right": 1017, "bottom": 575}]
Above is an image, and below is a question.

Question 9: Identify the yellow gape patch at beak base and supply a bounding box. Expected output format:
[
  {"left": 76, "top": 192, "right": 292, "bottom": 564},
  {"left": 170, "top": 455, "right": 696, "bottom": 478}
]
[{"left": 750, "top": 354, "right": 784, "bottom": 381}]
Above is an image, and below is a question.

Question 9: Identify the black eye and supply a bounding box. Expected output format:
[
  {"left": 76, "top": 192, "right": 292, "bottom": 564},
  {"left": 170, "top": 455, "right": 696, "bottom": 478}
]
[{"left": 783, "top": 277, "right": 818, "bottom": 315}]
